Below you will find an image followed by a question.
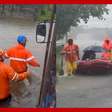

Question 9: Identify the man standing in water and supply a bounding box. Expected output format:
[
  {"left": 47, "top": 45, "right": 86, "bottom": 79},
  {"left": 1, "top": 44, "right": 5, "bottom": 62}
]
[
  {"left": 5, "top": 35, "right": 40, "bottom": 98},
  {"left": 5, "top": 35, "right": 40, "bottom": 73},
  {"left": 102, "top": 37, "right": 111, "bottom": 60},
  {"left": 61, "top": 38, "right": 79, "bottom": 77},
  {"left": 0, "top": 49, "right": 29, "bottom": 107}
]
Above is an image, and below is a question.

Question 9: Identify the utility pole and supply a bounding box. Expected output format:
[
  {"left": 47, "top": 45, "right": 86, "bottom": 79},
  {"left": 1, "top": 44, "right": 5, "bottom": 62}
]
[{"left": 37, "top": 5, "right": 56, "bottom": 108}]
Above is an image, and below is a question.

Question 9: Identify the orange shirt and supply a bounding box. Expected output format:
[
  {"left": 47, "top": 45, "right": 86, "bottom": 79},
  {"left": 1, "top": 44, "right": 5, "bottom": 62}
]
[
  {"left": 102, "top": 52, "right": 110, "bottom": 60},
  {"left": 62, "top": 44, "right": 79, "bottom": 62},
  {"left": 102, "top": 41, "right": 111, "bottom": 51},
  {"left": 102, "top": 39, "right": 112, "bottom": 60},
  {"left": 0, "top": 62, "right": 28, "bottom": 99},
  {"left": 5, "top": 44, "right": 40, "bottom": 73}
]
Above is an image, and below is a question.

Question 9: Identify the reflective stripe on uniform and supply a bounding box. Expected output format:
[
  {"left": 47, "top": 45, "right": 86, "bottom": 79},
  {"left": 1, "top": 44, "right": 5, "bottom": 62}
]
[
  {"left": 4, "top": 53, "right": 9, "bottom": 57},
  {"left": 11, "top": 73, "right": 18, "bottom": 81},
  {"left": 9, "top": 56, "right": 35, "bottom": 62},
  {"left": 26, "top": 56, "right": 35, "bottom": 61},
  {"left": 9, "top": 57, "right": 26, "bottom": 62}
]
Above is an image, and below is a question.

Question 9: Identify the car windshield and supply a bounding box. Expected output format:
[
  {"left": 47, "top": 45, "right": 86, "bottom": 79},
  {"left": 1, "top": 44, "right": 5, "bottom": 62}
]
[{"left": 84, "top": 46, "right": 105, "bottom": 52}]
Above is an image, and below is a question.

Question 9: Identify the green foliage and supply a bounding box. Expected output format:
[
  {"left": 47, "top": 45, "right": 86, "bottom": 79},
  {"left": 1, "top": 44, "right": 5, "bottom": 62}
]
[
  {"left": 0, "top": 5, "right": 109, "bottom": 40},
  {"left": 0, "top": 5, "right": 52, "bottom": 21},
  {"left": 56, "top": 5, "right": 109, "bottom": 40},
  {"left": 38, "top": 8, "right": 52, "bottom": 22}
]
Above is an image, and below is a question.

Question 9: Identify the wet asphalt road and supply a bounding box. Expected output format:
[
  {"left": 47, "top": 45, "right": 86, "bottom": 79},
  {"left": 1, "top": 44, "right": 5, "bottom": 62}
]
[{"left": 57, "top": 74, "right": 112, "bottom": 107}]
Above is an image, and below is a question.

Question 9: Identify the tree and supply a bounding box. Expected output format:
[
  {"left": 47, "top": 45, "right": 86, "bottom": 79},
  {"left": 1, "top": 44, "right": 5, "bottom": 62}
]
[
  {"left": 56, "top": 5, "right": 109, "bottom": 40},
  {"left": 0, "top": 5, "right": 52, "bottom": 21}
]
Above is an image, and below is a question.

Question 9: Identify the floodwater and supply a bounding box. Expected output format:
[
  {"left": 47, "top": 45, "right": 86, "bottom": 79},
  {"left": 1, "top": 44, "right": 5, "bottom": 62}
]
[
  {"left": 2, "top": 16, "right": 112, "bottom": 107},
  {"left": 57, "top": 28, "right": 112, "bottom": 107},
  {"left": 0, "top": 17, "right": 46, "bottom": 107}
]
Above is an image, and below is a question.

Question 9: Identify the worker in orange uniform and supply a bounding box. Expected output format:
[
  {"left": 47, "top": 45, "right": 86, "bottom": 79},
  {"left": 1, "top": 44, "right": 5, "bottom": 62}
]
[
  {"left": 4, "top": 35, "right": 40, "bottom": 98},
  {"left": 61, "top": 39, "right": 79, "bottom": 77},
  {"left": 102, "top": 37, "right": 111, "bottom": 51},
  {"left": 5, "top": 35, "right": 40, "bottom": 73},
  {"left": 0, "top": 49, "right": 29, "bottom": 107},
  {"left": 102, "top": 37, "right": 111, "bottom": 60}
]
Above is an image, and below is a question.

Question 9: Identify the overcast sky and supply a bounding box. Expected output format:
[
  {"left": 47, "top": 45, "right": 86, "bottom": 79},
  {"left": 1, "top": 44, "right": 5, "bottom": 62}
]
[{"left": 79, "top": 5, "right": 112, "bottom": 28}]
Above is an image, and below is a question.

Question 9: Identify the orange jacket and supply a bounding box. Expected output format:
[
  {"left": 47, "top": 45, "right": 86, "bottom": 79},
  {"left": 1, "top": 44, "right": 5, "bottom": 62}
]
[
  {"left": 0, "top": 61, "right": 28, "bottom": 99},
  {"left": 5, "top": 44, "right": 40, "bottom": 73},
  {"left": 102, "top": 39, "right": 111, "bottom": 51},
  {"left": 62, "top": 44, "right": 79, "bottom": 62},
  {"left": 102, "top": 52, "right": 110, "bottom": 60}
]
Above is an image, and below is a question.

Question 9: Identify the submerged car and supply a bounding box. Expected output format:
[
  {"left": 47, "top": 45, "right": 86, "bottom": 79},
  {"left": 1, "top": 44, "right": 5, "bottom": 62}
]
[{"left": 77, "top": 45, "right": 112, "bottom": 74}]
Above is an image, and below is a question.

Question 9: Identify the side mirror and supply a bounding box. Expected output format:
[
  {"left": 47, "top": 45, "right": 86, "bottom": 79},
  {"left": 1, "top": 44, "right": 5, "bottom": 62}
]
[
  {"left": 36, "top": 22, "right": 48, "bottom": 43},
  {"left": 36, "top": 21, "right": 55, "bottom": 43}
]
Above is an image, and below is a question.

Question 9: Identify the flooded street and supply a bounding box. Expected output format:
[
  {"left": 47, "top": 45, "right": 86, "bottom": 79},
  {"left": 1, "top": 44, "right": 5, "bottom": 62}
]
[
  {"left": 57, "top": 74, "right": 112, "bottom": 107},
  {"left": 1, "top": 16, "right": 112, "bottom": 108},
  {"left": 0, "top": 17, "right": 46, "bottom": 107},
  {"left": 57, "top": 30, "right": 112, "bottom": 107}
]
